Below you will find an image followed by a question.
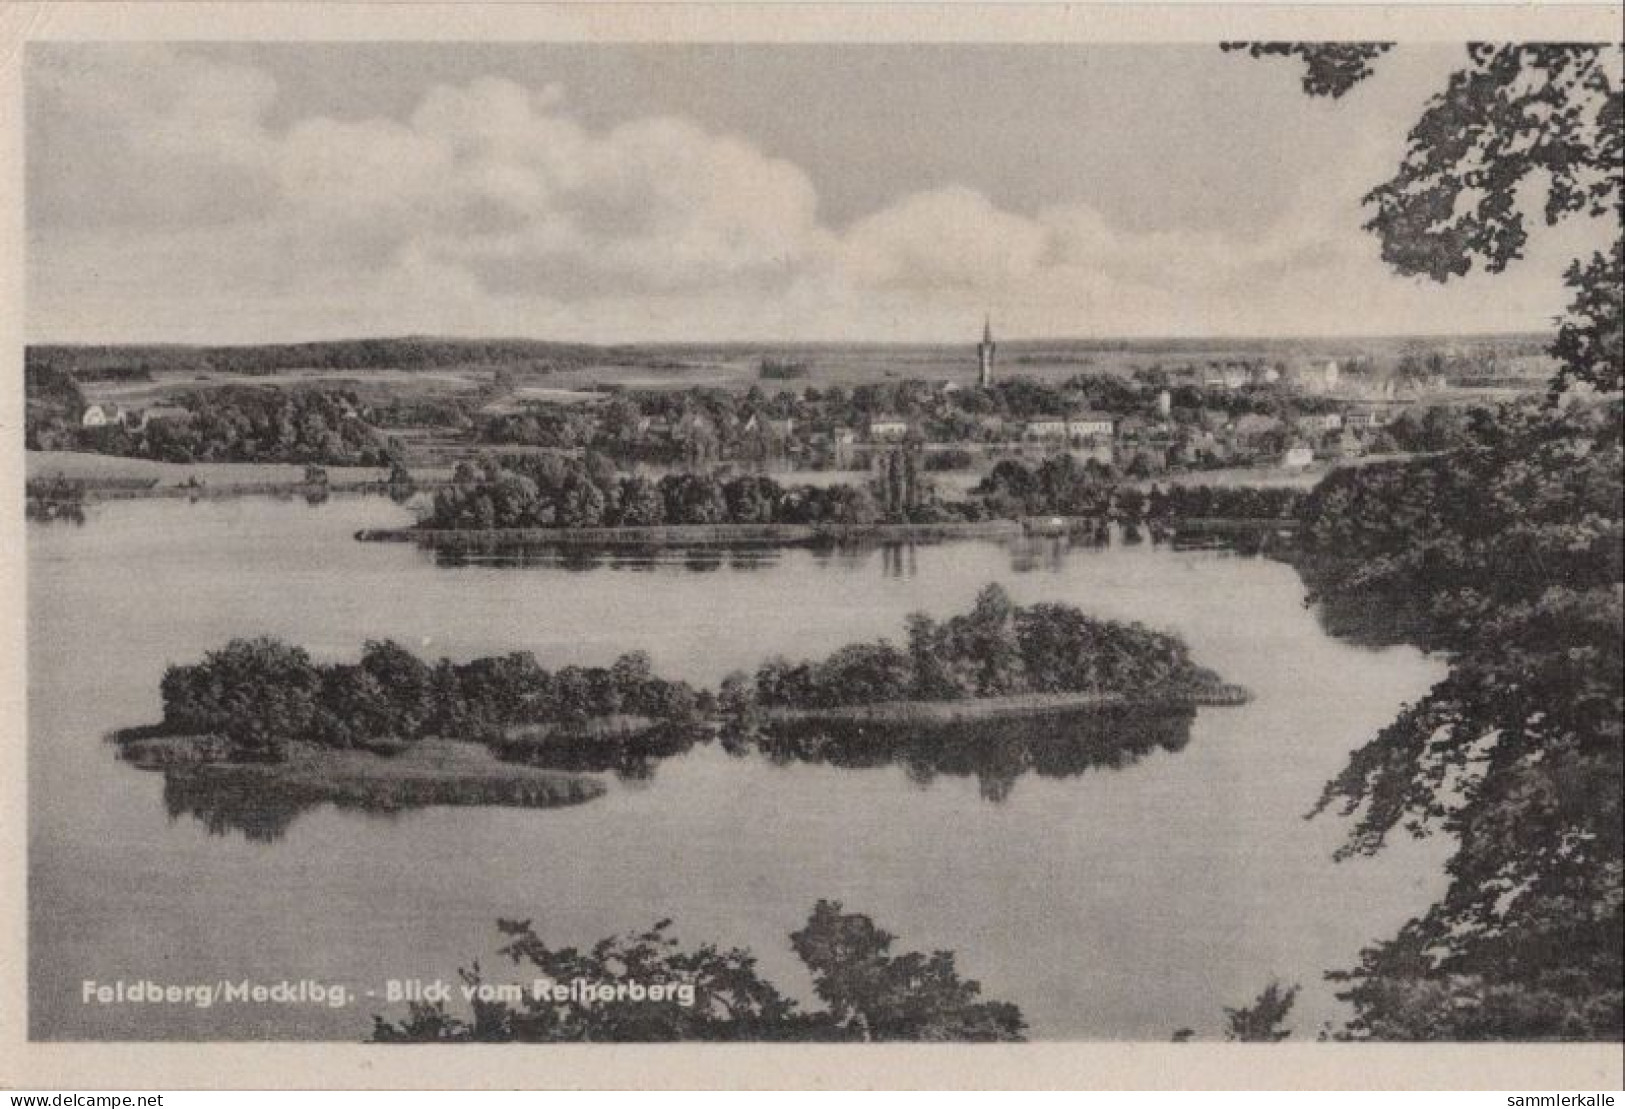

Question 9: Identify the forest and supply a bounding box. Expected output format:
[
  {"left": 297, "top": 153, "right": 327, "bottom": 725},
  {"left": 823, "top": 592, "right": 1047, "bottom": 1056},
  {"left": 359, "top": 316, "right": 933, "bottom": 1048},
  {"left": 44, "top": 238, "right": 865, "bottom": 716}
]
[
  {"left": 743, "top": 584, "right": 1223, "bottom": 711},
  {"left": 1291, "top": 399, "right": 1623, "bottom": 1039},
  {"left": 1241, "top": 42, "right": 1624, "bottom": 1041},
  {"left": 420, "top": 449, "right": 1304, "bottom": 535},
  {"left": 156, "top": 638, "right": 706, "bottom": 758},
  {"left": 27, "top": 383, "right": 393, "bottom": 466},
  {"left": 25, "top": 337, "right": 601, "bottom": 377},
  {"left": 421, "top": 453, "right": 979, "bottom": 530},
  {"left": 472, "top": 373, "right": 1345, "bottom": 461},
  {"left": 973, "top": 455, "right": 1304, "bottom": 520}
]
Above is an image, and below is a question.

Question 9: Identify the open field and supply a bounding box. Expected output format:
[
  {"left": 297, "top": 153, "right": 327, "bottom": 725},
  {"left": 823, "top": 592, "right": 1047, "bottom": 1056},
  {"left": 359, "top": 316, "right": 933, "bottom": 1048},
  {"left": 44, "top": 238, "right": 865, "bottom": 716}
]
[
  {"left": 78, "top": 367, "right": 491, "bottom": 408},
  {"left": 40, "top": 331, "right": 1559, "bottom": 400},
  {"left": 26, "top": 450, "right": 395, "bottom": 488}
]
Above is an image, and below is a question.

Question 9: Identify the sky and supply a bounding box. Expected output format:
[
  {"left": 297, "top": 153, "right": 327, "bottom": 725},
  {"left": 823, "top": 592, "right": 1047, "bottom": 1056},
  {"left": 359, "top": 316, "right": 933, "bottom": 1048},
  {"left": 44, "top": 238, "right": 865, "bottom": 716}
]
[{"left": 23, "top": 42, "right": 1615, "bottom": 345}]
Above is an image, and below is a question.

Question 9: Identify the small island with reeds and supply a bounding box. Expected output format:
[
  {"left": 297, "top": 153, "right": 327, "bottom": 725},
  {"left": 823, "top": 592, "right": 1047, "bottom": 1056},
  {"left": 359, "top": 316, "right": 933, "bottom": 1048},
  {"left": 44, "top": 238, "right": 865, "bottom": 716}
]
[{"left": 112, "top": 585, "right": 1248, "bottom": 829}]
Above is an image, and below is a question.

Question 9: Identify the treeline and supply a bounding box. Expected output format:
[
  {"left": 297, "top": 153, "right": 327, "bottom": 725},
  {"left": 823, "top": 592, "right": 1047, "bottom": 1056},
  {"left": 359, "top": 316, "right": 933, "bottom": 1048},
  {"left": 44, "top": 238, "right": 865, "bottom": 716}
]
[
  {"left": 1146, "top": 484, "right": 1303, "bottom": 521},
  {"left": 1298, "top": 403, "right": 1621, "bottom": 612},
  {"left": 1296, "top": 399, "right": 1622, "bottom": 1039},
  {"left": 25, "top": 338, "right": 600, "bottom": 378},
  {"left": 423, "top": 455, "right": 979, "bottom": 531},
  {"left": 423, "top": 452, "right": 1302, "bottom": 533},
  {"left": 974, "top": 456, "right": 1120, "bottom": 517},
  {"left": 758, "top": 358, "right": 809, "bottom": 380},
  {"left": 973, "top": 455, "right": 1304, "bottom": 520},
  {"left": 373, "top": 900, "right": 1024, "bottom": 1042},
  {"left": 474, "top": 375, "right": 1345, "bottom": 457},
  {"left": 23, "top": 364, "right": 86, "bottom": 450},
  {"left": 159, "top": 638, "right": 706, "bottom": 758},
  {"left": 740, "top": 584, "right": 1217, "bottom": 711},
  {"left": 44, "top": 386, "right": 391, "bottom": 466}
]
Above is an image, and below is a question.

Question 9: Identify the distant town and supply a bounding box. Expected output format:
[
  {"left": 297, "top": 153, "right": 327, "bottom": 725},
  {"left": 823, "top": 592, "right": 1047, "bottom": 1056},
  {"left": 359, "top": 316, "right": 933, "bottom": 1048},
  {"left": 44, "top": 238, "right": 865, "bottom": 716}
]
[{"left": 23, "top": 324, "right": 1558, "bottom": 511}]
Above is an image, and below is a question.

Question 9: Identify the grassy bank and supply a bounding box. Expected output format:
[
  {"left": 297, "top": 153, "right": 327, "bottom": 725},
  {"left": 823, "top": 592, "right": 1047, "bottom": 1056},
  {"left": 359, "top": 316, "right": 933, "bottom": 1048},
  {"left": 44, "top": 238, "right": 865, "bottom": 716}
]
[
  {"left": 355, "top": 518, "right": 1022, "bottom": 548},
  {"left": 113, "top": 734, "right": 606, "bottom": 811},
  {"left": 26, "top": 450, "right": 453, "bottom": 498},
  {"left": 762, "top": 684, "right": 1251, "bottom": 725}
]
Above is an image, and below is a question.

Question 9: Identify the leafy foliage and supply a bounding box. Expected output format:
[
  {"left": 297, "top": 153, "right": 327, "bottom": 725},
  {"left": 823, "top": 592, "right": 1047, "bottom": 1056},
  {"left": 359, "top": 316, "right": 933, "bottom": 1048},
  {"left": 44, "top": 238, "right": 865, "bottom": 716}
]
[
  {"left": 27, "top": 383, "right": 390, "bottom": 466},
  {"left": 1246, "top": 42, "right": 1623, "bottom": 1041},
  {"left": 158, "top": 638, "right": 703, "bottom": 756},
  {"left": 371, "top": 900, "right": 1025, "bottom": 1042},
  {"left": 751, "top": 584, "right": 1220, "bottom": 710},
  {"left": 423, "top": 453, "right": 919, "bottom": 529},
  {"left": 1223, "top": 981, "right": 1300, "bottom": 1042},
  {"left": 1240, "top": 42, "right": 1622, "bottom": 395},
  {"left": 1221, "top": 42, "right": 1394, "bottom": 98}
]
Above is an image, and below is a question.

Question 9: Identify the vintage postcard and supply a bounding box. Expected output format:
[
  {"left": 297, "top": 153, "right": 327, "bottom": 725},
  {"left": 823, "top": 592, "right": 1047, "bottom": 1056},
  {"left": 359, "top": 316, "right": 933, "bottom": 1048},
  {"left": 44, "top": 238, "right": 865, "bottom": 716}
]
[{"left": 1, "top": 1, "right": 1621, "bottom": 1091}]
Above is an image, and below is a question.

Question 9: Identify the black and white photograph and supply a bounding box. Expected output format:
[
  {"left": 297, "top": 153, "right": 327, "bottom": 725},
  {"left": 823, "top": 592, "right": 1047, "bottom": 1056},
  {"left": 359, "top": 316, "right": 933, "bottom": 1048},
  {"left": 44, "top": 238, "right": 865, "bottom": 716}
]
[{"left": 2, "top": 1, "right": 1621, "bottom": 1092}]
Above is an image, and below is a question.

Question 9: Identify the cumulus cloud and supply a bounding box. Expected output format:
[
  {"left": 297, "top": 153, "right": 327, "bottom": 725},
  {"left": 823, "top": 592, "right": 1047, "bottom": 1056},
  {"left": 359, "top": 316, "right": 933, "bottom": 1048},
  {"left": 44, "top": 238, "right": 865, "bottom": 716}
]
[
  {"left": 840, "top": 187, "right": 1048, "bottom": 291},
  {"left": 25, "top": 44, "right": 1593, "bottom": 343}
]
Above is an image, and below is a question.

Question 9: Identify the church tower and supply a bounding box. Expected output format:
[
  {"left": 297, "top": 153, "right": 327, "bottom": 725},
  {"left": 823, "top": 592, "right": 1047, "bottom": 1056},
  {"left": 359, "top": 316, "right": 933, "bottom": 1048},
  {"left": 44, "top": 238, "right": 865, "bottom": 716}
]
[{"left": 977, "top": 315, "right": 996, "bottom": 388}]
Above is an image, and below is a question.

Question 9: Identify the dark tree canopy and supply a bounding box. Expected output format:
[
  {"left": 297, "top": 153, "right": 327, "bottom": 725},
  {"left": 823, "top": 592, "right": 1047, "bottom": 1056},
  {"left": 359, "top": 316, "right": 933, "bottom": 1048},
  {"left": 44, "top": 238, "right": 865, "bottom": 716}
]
[
  {"left": 371, "top": 901, "right": 1025, "bottom": 1042},
  {"left": 1221, "top": 42, "right": 1394, "bottom": 98},
  {"left": 1241, "top": 43, "right": 1623, "bottom": 1041},
  {"left": 1223, "top": 981, "right": 1300, "bottom": 1042},
  {"left": 1240, "top": 42, "right": 1623, "bottom": 393}
]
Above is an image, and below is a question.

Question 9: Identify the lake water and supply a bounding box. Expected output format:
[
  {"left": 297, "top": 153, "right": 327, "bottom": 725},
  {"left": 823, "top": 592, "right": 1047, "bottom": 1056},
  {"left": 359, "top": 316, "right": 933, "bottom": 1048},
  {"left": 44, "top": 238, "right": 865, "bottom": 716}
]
[{"left": 28, "top": 495, "right": 1448, "bottom": 1041}]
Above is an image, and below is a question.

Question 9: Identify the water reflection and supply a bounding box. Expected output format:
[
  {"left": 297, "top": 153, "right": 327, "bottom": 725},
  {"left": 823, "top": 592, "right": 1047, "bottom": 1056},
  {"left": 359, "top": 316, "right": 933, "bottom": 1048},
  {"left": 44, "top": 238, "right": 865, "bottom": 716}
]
[
  {"left": 416, "top": 526, "right": 1289, "bottom": 578},
  {"left": 152, "top": 706, "right": 1196, "bottom": 840},
  {"left": 155, "top": 758, "right": 608, "bottom": 844},
  {"left": 727, "top": 706, "right": 1196, "bottom": 803},
  {"left": 26, "top": 499, "right": 87, "bottom": 525},
  {"left": 162, "top": 771, "right": 325, "bottom": 844},
  {"left": 30, "top": 493, "right": 1449, "bottom": 1041},
  {"left": 432, "top": 545, "right": 786, "bottom": 572},
  {"left": 492, "top": 721, "right": 707, "bottom": 777}
]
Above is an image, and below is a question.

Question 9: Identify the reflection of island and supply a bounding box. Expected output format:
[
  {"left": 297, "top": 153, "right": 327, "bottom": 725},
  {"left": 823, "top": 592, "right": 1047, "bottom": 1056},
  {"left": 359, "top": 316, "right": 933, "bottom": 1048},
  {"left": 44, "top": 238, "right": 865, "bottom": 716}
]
[
  {"left": 120, "top": 733, "right": 607, "bottom": 843},
  {"left": 429, "top": 544, "right": 783, "bottom": 573},
  {"left": 726, "top": 705, "right": 1196, "bottom": 802},
  {"left": 25, "top": 477, "right": 88, "bottom": 524},
  {"left": 111, "top": 584, "right": 1246, "bottom": 840}
]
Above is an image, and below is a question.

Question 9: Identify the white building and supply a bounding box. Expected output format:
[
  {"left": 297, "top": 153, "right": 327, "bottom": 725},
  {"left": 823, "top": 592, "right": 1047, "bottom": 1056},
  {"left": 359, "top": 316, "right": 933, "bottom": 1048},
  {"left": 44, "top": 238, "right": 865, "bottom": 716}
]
[
  {"left": 1024, "top": 417, "right": 1069, "bottom": 439},
  {"left": 1297, "top": 412, "right": 1344, "bottom": 433},
  {"left": 868, "top": 416, "right": 910, "bottom": 440},
  {"left": 80, "top": 404, "right": 120, "bottom": 428},
  {"left": 1066, "top": 413, "right": 1116, "bottom": 440}
]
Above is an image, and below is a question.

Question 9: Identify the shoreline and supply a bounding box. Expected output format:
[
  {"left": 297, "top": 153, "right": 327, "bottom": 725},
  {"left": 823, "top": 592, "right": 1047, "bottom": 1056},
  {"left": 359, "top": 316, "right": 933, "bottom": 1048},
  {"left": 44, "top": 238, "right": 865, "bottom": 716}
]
[
  {"left": 112, "top": 733, "right": 608, "bottom": 812},
  {"left": 356, "top": 517, "right": 1294, "bottom": 549},
  {"left": 107, "top": 683, "right": 1248, "bottom": 810},
  {"left": 761, "top": 685, "right": 1251, "bottom": 724},
  {"left": 24, "top": 449, "right": 452, "bottom": 501},
  {"left": 355, "top": 519, "right": 1024, "bottom": 548}
]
